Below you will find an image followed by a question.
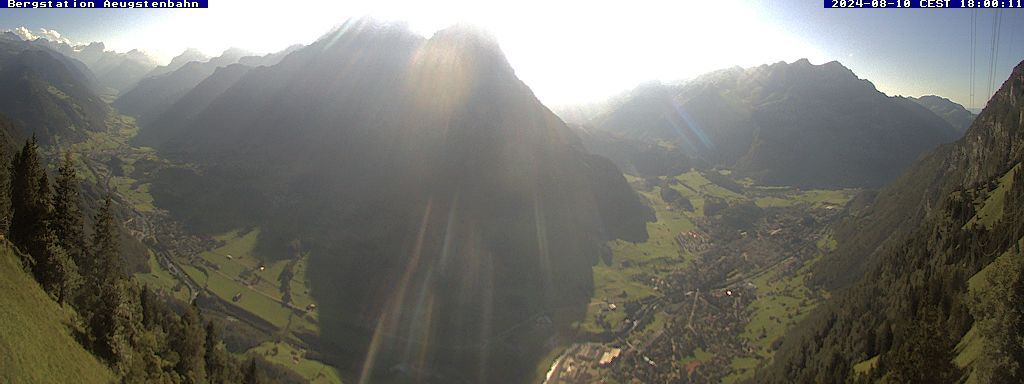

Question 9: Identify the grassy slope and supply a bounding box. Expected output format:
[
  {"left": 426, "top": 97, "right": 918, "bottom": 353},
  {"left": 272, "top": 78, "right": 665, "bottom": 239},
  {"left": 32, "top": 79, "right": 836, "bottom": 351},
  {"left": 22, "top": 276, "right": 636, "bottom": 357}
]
[
  {"left": 134, "top": 250, "right": 190, "bottom": 302},
  {"left": 0, "top": 242, "right": 114, "bottom": 383},
  {"left": 953, "top": 238, "right": 1023, "bottom": 384},
  {"left": 966, "top": 163, "right": 1020, "bottom": 229}
]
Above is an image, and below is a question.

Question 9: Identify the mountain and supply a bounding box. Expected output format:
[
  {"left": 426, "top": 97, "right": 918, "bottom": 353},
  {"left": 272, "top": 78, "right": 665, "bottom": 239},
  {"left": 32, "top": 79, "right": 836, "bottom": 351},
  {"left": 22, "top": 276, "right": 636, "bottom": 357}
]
[
  {"left": 237, "top": 44, "right": 303, "bottom": 67},
  {"left": 0, "top": 38, "right": 110, "bottom": 143},
  {"left": 910, "top": 94, "right": 976, "bottom": 134},
  {"left": 145, "top": 48, "right": 208, "bottom": 78},
  {"left": 585, "top": 59, "right": 962, "bottom": 188},
  {"left": 0, "top": 241, "right": 115, "bottom": 383},
  {"left": 114, "top": 48, "right": 250, "bottom": 123},
  {"left": 18, "top": 36, "right": 159, "bottom": 96},
  {"left": 143, "top": 20, "right": 652, "bottom": 382},
  {"left": 571, "top": 124, "right": 700, "bottom": 176},
  {"left": 134, "top": 64, "right": 254, "bottom": 146},
  {"left": 758, "top": 60, "right": 1024, "bottom": 383}
]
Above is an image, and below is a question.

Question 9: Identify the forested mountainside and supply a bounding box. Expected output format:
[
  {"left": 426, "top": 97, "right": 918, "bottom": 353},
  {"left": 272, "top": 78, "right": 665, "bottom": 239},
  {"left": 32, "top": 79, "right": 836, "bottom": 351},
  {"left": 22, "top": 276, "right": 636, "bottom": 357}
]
[
  {"left": 0, "top": 39, "right": 109, "bottom": 143},
  {"left": 0, "top": 137, "right": 304, "bottom": 383},
  {"left": 584, "top": 60, "right": 961, "bottom": 188},
  {"left": 758, "top": 59, "right": 1024, "bottom": 383},
  {"left": 133, "top": 20, "right": 652, "bottom": 382}
]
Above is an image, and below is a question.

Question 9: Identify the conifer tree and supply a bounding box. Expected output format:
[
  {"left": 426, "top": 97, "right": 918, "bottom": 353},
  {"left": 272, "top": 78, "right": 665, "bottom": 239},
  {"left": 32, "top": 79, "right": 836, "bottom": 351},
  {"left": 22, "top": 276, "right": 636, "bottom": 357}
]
[
  {"left": 243, "top": 358, "right": 260, "bottom": 384},
  {"left": 0, "top": 143, "right": 10, "bottom": 234},
  {"left": 171, "top": 304, "right": 207, "bottom": 383},
  {"left": 8, "top": 137, "right": 44, "bottom": 269},
  {"left": 204, "top": 320, "right": 233, "bottom": 383},
  {"left": 85, "top": 196, "right": 129, "bottom": 362},
  {"left": 52, "top": 152, "right": 86, "bottom": 268},
  {"left": 90, "top": 196, "right": 123, "bottom": 285}
]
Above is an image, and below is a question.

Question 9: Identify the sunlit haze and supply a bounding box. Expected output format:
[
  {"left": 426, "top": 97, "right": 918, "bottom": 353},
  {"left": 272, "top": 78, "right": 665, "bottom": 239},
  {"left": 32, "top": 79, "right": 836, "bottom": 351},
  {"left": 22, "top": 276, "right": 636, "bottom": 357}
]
[{"left": 1, "top": 1, "right": 1022, "bottom": 108}]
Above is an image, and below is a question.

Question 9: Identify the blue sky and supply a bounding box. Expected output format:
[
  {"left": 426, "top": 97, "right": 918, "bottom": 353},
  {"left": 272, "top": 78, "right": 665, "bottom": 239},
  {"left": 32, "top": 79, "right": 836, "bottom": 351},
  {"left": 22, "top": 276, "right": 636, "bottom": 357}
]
[{"left": 0, "top": 0, "right": 1021, "bottom": 108}]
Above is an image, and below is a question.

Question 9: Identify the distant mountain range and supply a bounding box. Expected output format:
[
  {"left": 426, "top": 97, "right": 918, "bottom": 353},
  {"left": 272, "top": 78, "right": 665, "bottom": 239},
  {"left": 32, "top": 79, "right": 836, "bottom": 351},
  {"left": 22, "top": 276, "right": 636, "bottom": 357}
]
[
  {"left": 909, "top": 94, "right": 976, "bottom": 133},
  {"left": 114, "top": 45, "right": 302, "bottom": 124},
  {"left": 1, "top": 29, "right": 160, "bottom": 95},
  {"left": 572, "top": 59, "right": 964, "bottom": 188}
]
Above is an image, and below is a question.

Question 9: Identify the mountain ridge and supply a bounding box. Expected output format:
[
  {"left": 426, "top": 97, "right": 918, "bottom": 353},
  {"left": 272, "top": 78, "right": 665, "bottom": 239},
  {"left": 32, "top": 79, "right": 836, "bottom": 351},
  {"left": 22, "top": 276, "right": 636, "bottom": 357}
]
[{"left": 581, "top": 59, "right": 962, "bottom": 188}]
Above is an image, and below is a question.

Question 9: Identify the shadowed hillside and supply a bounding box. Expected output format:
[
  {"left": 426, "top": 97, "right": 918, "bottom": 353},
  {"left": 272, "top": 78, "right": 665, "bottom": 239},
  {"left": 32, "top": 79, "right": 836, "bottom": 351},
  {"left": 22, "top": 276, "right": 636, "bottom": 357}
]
[{"left": 140, "top": 20, "right": 652, "bottom": 383}]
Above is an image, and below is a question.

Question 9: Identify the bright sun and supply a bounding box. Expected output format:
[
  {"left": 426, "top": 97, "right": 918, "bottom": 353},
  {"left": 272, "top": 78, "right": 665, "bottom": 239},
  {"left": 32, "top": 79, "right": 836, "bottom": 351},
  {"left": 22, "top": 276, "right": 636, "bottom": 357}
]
[{"left": 110, "top": 0, "right": 823, "bottom": 106}]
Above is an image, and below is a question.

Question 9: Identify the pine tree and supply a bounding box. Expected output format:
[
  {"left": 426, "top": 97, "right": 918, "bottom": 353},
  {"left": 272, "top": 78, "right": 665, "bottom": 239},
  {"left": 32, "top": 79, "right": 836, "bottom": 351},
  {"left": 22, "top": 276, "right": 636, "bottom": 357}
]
[
  {"left": 204, "top": 320, "right": 232, "bottom": 383},
  {"left": 52, "top": 152, "right": 86, "bottom": 268},
  {"left": 84, "top": 196, "right": 129, "bottom": 363},
  {"left": 90, "top": 196, "right": 123, "bottom": 285},
  {"left": 171, "top": 304, "right": 207, "bottom": 383},
  {"left": 8, "top": 137, "right": 45, "bottom": 269},
  {"left": 37, "top": 229, "right": 80, "bottom": 305},
  {"left": 243, "top": 358, "right": 259, "bottom": 384},
  {"left": 0, "top": 142, "right": 10, "bottom": 234}
]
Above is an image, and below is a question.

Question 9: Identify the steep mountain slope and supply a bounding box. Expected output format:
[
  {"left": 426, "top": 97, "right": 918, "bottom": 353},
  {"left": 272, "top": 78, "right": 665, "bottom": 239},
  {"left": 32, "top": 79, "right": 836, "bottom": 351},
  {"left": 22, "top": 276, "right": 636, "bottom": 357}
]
[
  {"left": 145, "top": 20, "right": 652, "bottom": 382},
  {"left": 114, "top": 48, "right": 249, "bottom": 123},
  {"left": 588, "top": 60, "right": 961, "bottom": 188},
  {"left": 29, "top": 39, "right": 159, "bottom": 95},
  {"left": 572, "top": 124, "right": 699, "bottom": 176},
  {"left": 134, "top": 64, "right": 253, "bottom": 146},
  {"left": 759, "top": 60, "right": 1024, "bottom": 383},
  {"left": 0, "top": 241, "right": 114, "bottom": 383},
  {"left": 910, "top": 94, "right": 976, "bottom": 134},
  {"left": 0, "top": 39, "right": 110, "bottom": 143}
]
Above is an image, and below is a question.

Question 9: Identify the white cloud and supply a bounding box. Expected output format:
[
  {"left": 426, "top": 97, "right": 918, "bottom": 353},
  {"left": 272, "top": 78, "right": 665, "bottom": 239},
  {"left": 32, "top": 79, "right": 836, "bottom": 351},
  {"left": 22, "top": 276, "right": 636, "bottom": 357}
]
[{"left": 5, "top": 26, "right": 75, "bottom": 45}]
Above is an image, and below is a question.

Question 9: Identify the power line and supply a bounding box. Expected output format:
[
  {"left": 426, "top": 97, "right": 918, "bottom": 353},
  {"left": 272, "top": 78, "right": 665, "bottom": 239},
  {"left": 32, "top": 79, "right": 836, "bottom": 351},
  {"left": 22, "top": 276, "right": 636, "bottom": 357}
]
[
  {"left": 971, "top": 9, "right": 977, "bottom": 110},
  {"left": 987, "top": 10, "right": 1002, "bottom": 101}
]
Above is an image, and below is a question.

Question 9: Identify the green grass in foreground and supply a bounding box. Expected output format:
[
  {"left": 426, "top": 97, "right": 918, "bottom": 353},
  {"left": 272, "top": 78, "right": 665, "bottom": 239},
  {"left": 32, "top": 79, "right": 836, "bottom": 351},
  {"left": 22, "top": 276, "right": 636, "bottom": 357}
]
[{"left": 0, "top": 243, "right": 114, "bottom": 383}]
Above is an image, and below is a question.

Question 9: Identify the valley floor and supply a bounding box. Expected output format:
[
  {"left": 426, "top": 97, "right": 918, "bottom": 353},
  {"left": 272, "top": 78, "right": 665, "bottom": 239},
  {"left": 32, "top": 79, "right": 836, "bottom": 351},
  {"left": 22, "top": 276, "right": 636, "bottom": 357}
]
[{"left": 543, "top": 170, "right": 854, "bottom": 383}]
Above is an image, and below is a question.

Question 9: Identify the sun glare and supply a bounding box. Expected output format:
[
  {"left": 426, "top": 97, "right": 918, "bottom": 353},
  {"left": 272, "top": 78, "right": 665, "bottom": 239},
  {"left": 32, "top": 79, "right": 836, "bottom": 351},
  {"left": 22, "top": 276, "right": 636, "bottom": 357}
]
[{"left": 106, "top": 0, "right": 823, "bottom": 106}]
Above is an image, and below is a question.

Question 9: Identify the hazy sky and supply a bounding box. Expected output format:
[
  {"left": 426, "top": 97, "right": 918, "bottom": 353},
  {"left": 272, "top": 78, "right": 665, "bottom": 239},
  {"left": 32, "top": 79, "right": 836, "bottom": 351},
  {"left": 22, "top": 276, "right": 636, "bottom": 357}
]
[{"left": 1, "top": 0, "right": 1021, "bottom": 108}]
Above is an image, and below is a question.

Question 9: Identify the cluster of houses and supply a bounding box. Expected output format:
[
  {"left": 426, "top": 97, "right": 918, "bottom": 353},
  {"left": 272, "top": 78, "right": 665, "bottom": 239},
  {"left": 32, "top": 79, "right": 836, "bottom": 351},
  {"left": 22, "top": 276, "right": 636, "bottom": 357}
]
[{"left": 544, "top": 343, "right": 623, "bottom": 383}]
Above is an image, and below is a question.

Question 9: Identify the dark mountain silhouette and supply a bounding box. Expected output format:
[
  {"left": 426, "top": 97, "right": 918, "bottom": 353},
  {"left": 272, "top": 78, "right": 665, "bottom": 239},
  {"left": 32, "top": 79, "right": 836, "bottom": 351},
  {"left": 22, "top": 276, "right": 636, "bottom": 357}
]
[
  {"left": 586, "top": 59, "right": 962, "bottom": 187},
  {"left": 910, "top": 94, "right": 976, "bottom": 134},
  {"left": 143, "top": 20, "right": 651, "bottom": 383}
]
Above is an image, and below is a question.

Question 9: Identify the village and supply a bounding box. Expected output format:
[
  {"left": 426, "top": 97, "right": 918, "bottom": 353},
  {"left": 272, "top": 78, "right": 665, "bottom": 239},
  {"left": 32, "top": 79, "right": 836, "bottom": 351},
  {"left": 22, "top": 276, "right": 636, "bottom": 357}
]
[{"left": 544, "top": 173, "right": 849, "bottom": 383}]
